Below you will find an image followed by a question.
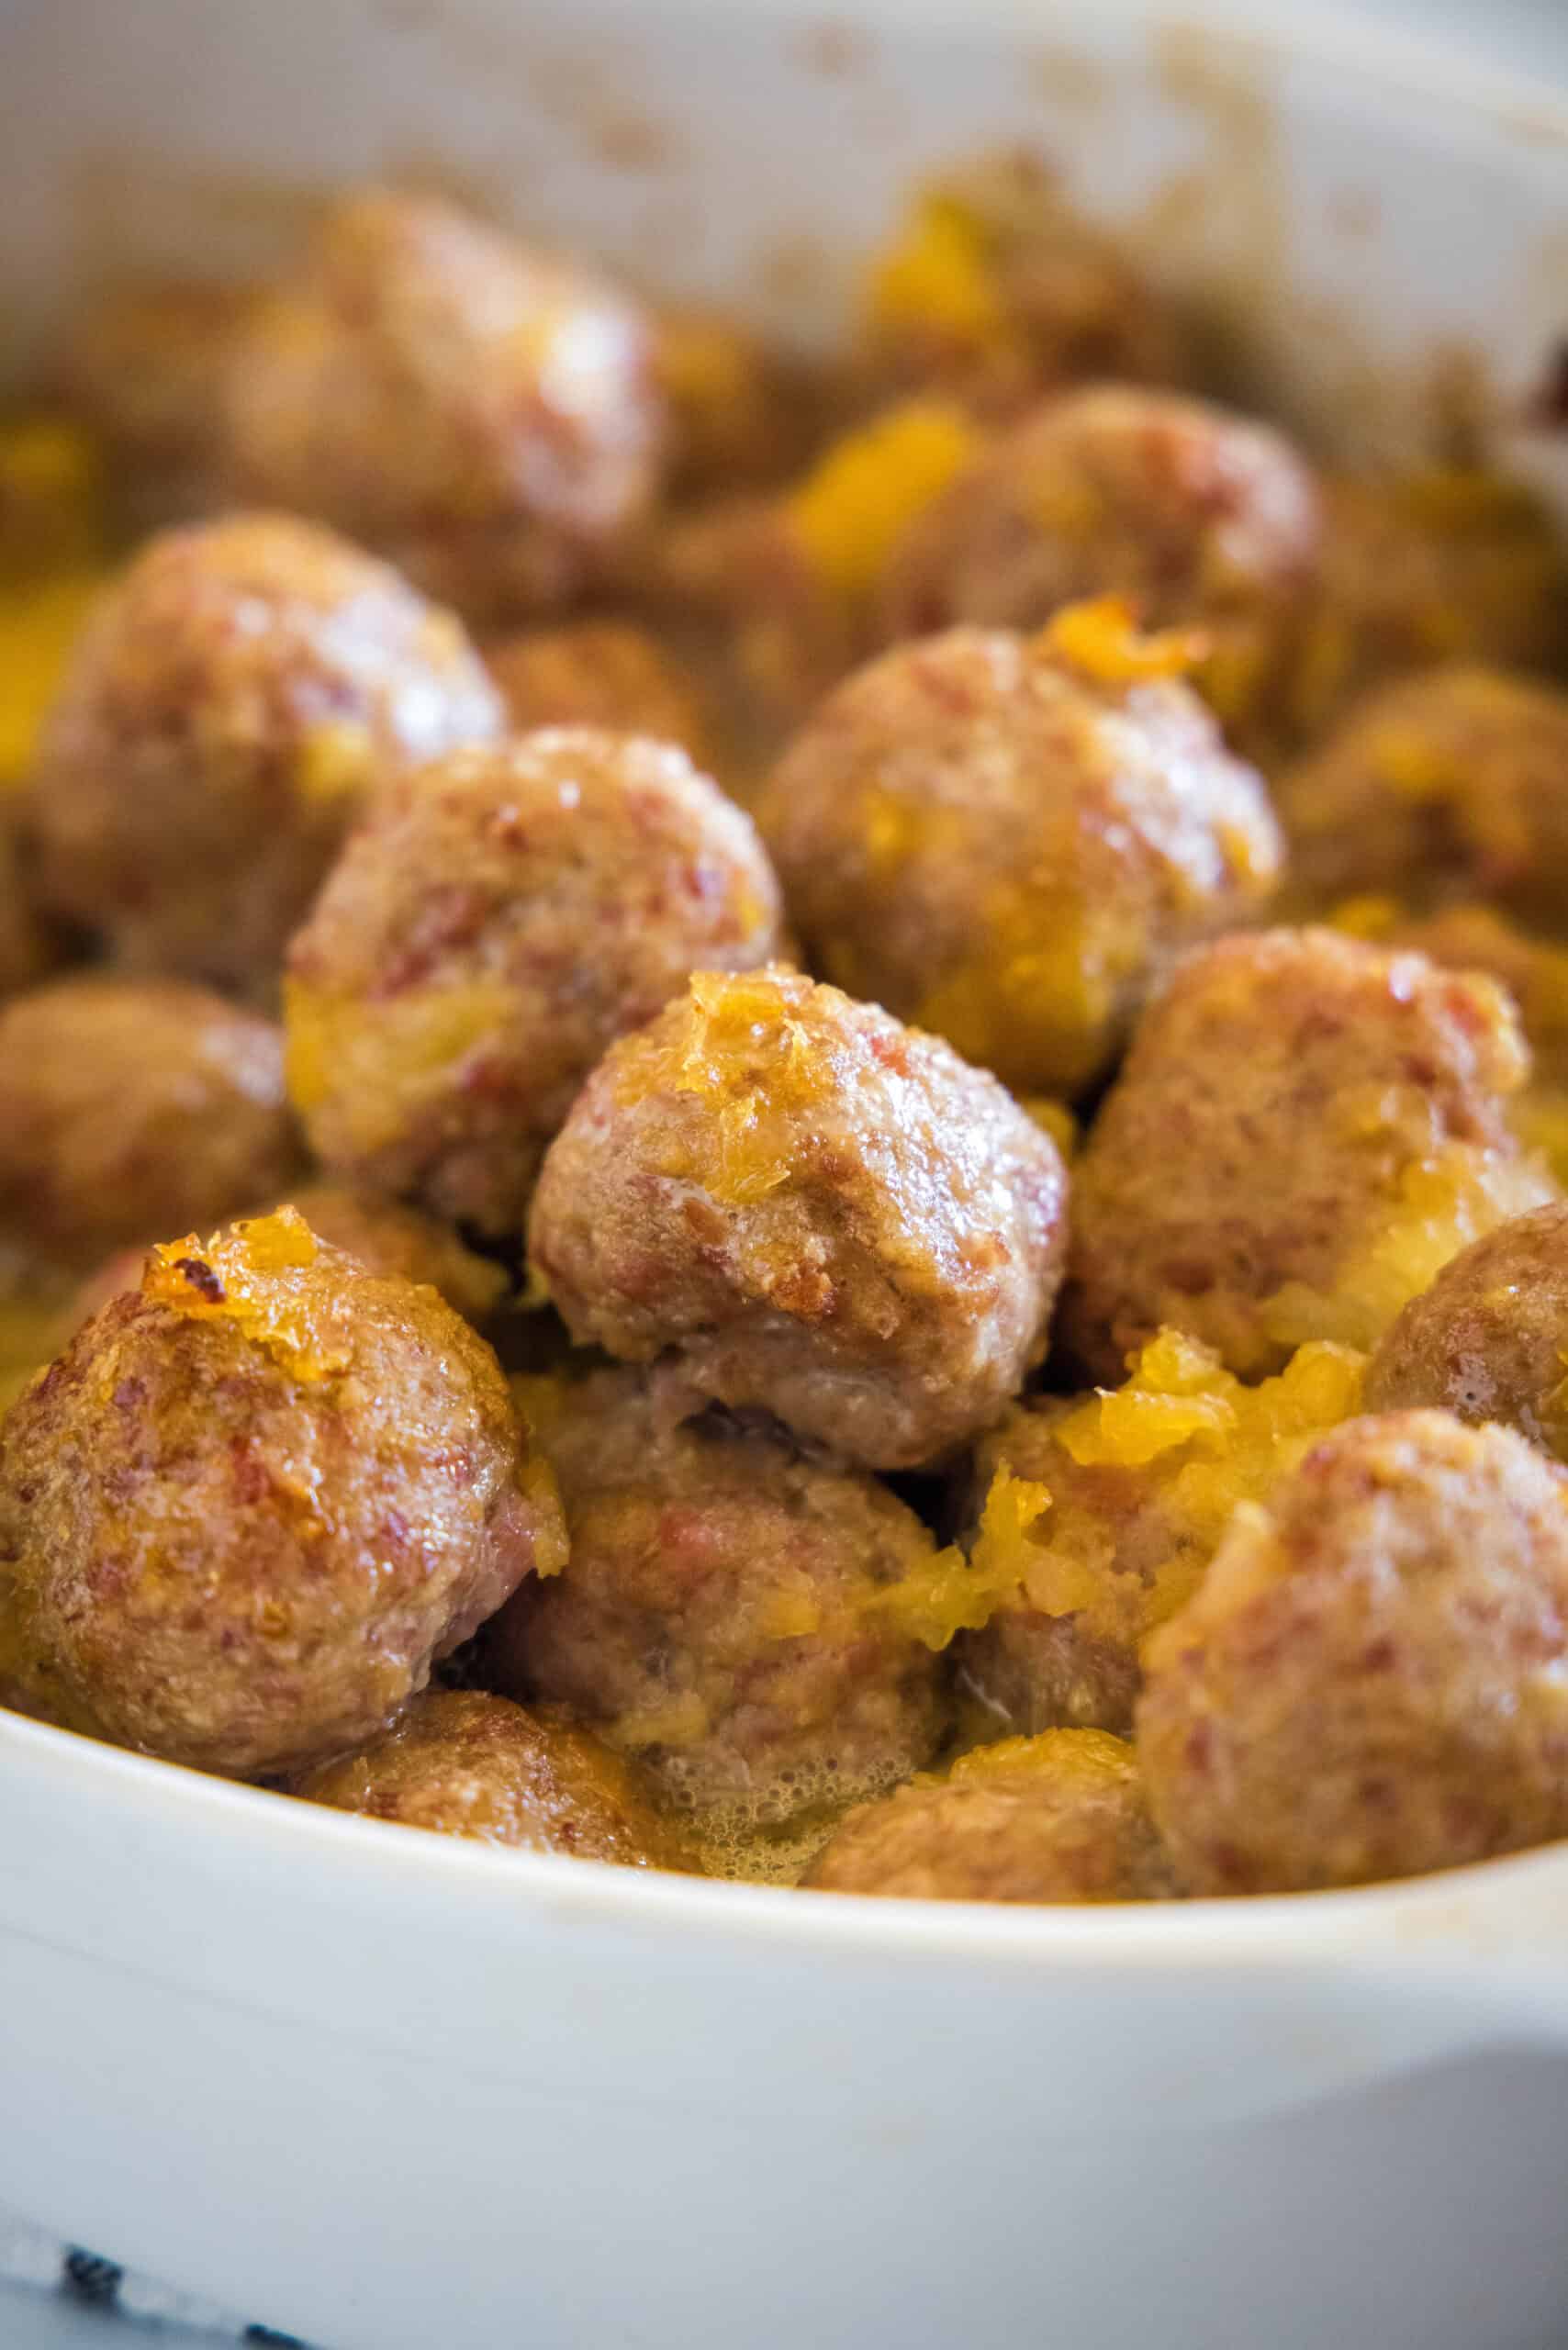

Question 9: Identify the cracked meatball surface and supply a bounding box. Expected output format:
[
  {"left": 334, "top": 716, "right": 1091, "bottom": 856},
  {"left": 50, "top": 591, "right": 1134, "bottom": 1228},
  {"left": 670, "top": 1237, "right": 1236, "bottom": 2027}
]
[
  {"left": 878, "top": 386, "right": 1320, "bottom": 749},
  {"left": 759, "top": 612, "right": 1282, "bottom": 1097},
  {"left": 1137, "top": 1410, "right": 1568, "bottom": 1893},
  {"left": 225, "top": 190, "right": 664, "bottom": 622},
  {"left": 0, "top": 1210, "right": 559, "bottom": 1778},
  {"left": 527, "top": 968, "right": 1070, "bottom": 1468},
  {"left": 1365, "top": 1203, "right": 1568, "bottom": 1460},
  {"left": 804, "top": 1729, "right": 1175, "bottom": 1902},
  {"left": 28, "top": 512, "right": 502, "bottom": 991},
  {"left": 286, "top": 731, "right": 785, "bottom": 1235},
  {"left": 1063, "top": 926, "right": 1553, "bottom": 1381},
  {"left": 485, "top": 1366, "right": 949, "bottom": 1825},
  {"left": 0, "top": 975, "right": 301, "bottom": 1270},
  {"left": 298, "top": 1688, "right": 690, "bottom": 1868}
]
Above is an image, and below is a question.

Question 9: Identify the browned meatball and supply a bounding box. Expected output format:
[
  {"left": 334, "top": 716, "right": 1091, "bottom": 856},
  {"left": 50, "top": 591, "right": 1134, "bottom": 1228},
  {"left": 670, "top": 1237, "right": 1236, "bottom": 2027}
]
[
  {"left": 1063, "top": 927, "right": 1553, "bottom": 1381},
  {"left": 1364, "top": 1204, "right": 1568, "bottom": 1458},
  {"left": 485, "top": 1366, "right": 948, "bottom": 1824},
  {"left": 484, "top": 621, "right": 714, "bottom": 765},
  {"left": 878, "top": 386, "right": 1321, "bottom": 749},
  {"left": 1137, "top": 1410, "right": 1568, "bottom": 1893},
  {"left": 0, "top": 1209, "right": 559, "bottom": 1778},
  {"left": 804, "top": 1729, "right": 1175, "bottom": 1902},
  {"left": 224, "top": 190, "right": 664, "bottom": 621},
  {"left": 953, "top": 1331, "right": 1367, "bottom": 1736},
  {"left": 758, "top": 610, "right": 1282, "bottom": 1096},
  {"left": 528, "top": 968, "right": 1069, "bottom": 1468},
  {"left": 857, "top": 156, "right": 1186, "bottom": 422},
  {"left": 297, "top": 1688, "right": 689, "bottom": 1868},
  {"left": 28, "top": 513, "right": 502, "bottom": 991},
  {"left": 286, "top": 732, "right": 785, "bottom": 1235},
  {"left": 1279, "top": 667, "right": 1568, "bottom": 926},
  {"left": 0, "top": 976, "right": 301, "bottom": 1270}
]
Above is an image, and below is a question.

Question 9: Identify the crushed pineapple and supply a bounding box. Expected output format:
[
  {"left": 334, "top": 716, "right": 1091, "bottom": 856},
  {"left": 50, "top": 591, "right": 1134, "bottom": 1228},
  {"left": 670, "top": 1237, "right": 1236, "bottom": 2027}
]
[
  {"left": 285, "top": 978, "right": 518, "bottom": 1146},
  {"left": 1259, "top": 1149, "right": 1537, "bottom": 1355},
  {"left": 143, "top": 1207, "right": 350, "bottom": 1382},
  {"left": 865, "top": 192, "right": 1006, "bottom": 349},
  {"left": 1036, "top": 594, "right": 1207, "bottom": 688},
  {"left": 0, "top": 571, "right": 105, "bottom": 784},
  {"left": 0, "top": 417, "right": 106, "bottom": 576},
  {"left": 786, "top": 400, "right": 982, "bottom": 604},
  {"left": 941, "top": 1725, "right": 1137, "bottom": 1791},
  {"left": 973, "top": 1330, "right": 1365, "bottom": 1651},
  {"left": 631, "top": 971, "right": 823, "bottom": 1209},
  {"left": 867, "top": 1464, "right": 1050, "bottom": 1651},
  {"left": 912, "top": 884, "right": 1141, "bottom": 1097},
  {"left": 518, "top": 1453, "right": 569, "bottom": 1577}
]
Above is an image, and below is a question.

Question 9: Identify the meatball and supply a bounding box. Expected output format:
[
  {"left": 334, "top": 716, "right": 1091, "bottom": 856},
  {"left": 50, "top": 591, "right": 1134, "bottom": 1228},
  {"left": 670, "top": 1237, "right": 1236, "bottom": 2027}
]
[
  {"left": 484, "top": 621, "right": 713, "bottom": 766},
  {"left": 758, "top": 609, "right": 1282, "bottom": 1096},
  {"left": 1063, "top": 927, "right": 1554, "bottom": 1381},
  {"left": 1299, "top": 469, "right": 1568, "bottom": 729},
  {"left": 803, "top": 1729, "right": 1175, "bottom": 1902},
  {"left": 1137, "top": 1410, "right": 1568, "bottom": 1893},
  {"left": 224, "top": 189, "right": 664, "bottom": 622},
  {"left": 954, "top": 1330, "right": 1366, "bottom": 1736},
  {"left": 878, "top": 385, "right": 1321, "bottom": 748},
  {"left": 0, "top": 1209, "right": 560, "bottom": 1778},
  {"left": 858, "top": 155, "right": 1186, "bottom": 422},
  {"left": 1364, "top": 1204, "right": 1568, "bottom": 1459},
  {"left": 1279, "top": 666, "right": 1568, "bottom": 925},
  {"left": 28, "top": 512, "right": 502, "bottom": 991},
  {"left": 484, "top": 1366, "right": 948, "bottom": 1824},
  {"left": 297, "top": 1688, "right": 689, "bottom": 1869},
  {"left": 528, "top": 968, "right": 1070, "bottom": 1469},
  {"left": 0, "top": 976, "right": 301, "bottom": 1270},
  {"left": 286, "top": 732, "right": 786, "bottom": 1235}
]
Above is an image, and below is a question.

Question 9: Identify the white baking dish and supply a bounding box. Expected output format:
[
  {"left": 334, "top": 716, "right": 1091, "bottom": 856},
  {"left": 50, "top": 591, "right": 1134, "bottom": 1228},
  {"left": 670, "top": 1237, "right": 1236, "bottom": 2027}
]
[{"left": 6, "top": 4, "right": 1568, "bottom": 2345}]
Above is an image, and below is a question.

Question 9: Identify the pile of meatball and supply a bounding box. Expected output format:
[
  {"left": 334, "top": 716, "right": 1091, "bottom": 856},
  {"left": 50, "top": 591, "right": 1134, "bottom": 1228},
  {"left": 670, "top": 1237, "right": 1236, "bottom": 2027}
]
[{"left": 2, "top": 163, "right": 1568, "bottom": 1908}]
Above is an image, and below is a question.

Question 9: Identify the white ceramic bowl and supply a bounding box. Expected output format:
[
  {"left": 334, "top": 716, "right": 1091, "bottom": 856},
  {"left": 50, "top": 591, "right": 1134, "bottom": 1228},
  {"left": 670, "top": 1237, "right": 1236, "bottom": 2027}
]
[{"left": 6, "top": 6, "right": 1568, "bottom": 2346}]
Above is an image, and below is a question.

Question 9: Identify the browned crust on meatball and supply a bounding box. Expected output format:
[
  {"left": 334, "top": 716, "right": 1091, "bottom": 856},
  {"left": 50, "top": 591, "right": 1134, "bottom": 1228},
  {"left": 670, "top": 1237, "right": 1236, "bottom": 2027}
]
[
  {"left": 527, "top": 968, "right": 1069, "bottom": 1468},
  {"left": 758, "top": 621, "right": 1282, "bottom": 1096},
  {"left": 286, "top": 731, "right": 786, "bottom": 1235},
  {"left": 224, "top": 190, "right": 665, "bottom": 621},
  {"left": 1137, "top": 1410, "right": 1568, "bottom": 1893},
  {"left": 28, "top": 512, "right": 502, "bottom": 991},
  {"left": 1365, "top": 1203, "right": 1568, "bottom": 1456},
  {"left": 485, "top": 1365, "right": 948, "bottom": 1822},
  {"left": 0, "top": 1213, "right": 557, "bottom": 1778},
  {"left": 1063, "top": 926, "right": 1553, "bottom": 1380},
  {"left": 297, "top": 1688, "right": 690, "bottom": 1868},
  {"left": 0, "top": 975, "right": 302, "bottom": 1270},
  {"left": 804, "top": 1729, "right": 1175, "bottom": 1902}
]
